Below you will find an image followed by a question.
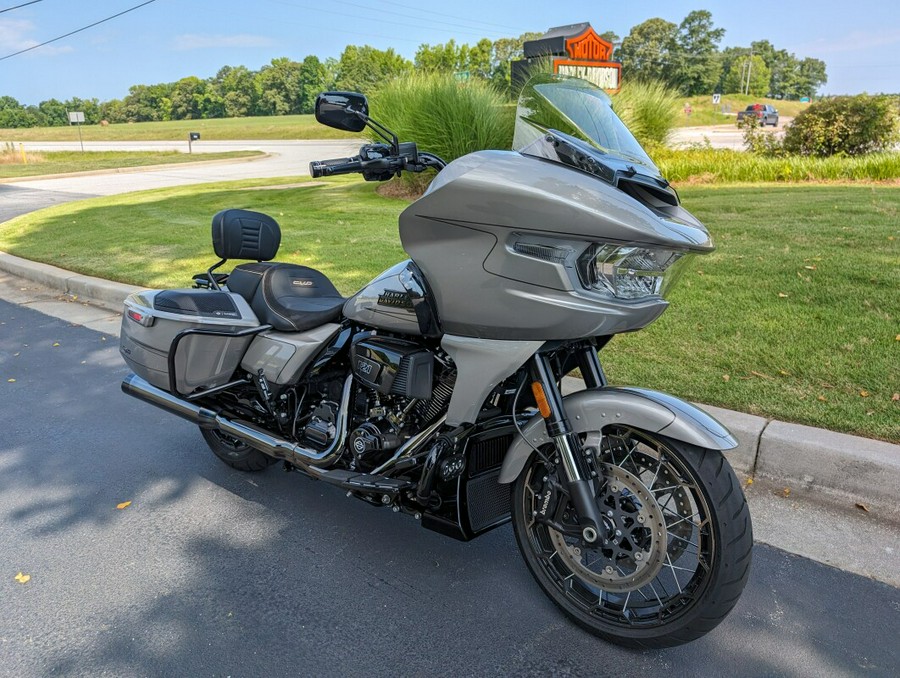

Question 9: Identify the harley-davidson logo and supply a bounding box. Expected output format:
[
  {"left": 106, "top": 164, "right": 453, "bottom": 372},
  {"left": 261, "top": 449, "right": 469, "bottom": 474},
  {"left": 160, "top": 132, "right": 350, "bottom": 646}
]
[
  {"left": 565, "top": 26, "right": 613, "bottom": 61},
  {"left": 377, "top": 289, "right": 413, "bottom": 309}
]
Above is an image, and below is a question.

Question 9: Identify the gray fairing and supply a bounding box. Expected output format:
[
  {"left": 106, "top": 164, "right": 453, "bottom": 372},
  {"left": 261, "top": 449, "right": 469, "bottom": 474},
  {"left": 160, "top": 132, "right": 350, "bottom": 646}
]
[
  {"left": 399, "top": 151, "right": 713, "bottom": 340},
  {"left": 497, "top": 387, "right": 738, "bottom": 483}
]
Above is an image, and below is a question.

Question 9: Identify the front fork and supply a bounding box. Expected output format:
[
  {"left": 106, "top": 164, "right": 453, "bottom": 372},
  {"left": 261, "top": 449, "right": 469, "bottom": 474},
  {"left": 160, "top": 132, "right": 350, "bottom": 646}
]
[{"left": 530, "top": 349, "right": 606, "bottom": 544}]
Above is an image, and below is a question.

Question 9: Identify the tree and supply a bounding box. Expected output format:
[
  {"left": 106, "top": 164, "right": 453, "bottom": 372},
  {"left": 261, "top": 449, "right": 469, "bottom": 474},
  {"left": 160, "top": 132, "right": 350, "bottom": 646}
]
[
  {"left": 793, "top": 58, "right": 827, "bottom": 99},
  {"left": 297, "top": 55, "right": 328, "bottom": 114},
  {"left": 255, "top": 57, "right": 303, "bottom": 115},
  {"left": 722, "top": 55, "right": 771, "bottom": 95},
  {"left": 213, "top": 65, "right": 257, "bottom": 118},
  {"left": 38, "top": 98, "right": 68, "bottom": 126},
  {"left": 666, "top": 10, "right": 725, "bottom": 96},
  {"left": 122, "top": 83, "right": 173, "bottom": 121},
  {"left": 618, "top": 18, "right": 677, "bottom": 82},
  {"left": 415, "top": 40, "right": 462, "bottom": 72},
  {"left": 333, "top": 45, "right": 412, "bottom": 93},
  {"left": 490, "top": 31, "right": 542, "bottom": 91}
]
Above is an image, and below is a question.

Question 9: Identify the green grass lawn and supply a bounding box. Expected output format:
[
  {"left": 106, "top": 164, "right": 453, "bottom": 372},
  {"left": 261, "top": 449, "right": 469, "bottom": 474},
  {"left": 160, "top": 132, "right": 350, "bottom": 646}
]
[
  {"left": 0, "top": 115, "right": 362, "bottom": 142},
  {"left": 0, "top": 179, "right": 896, "bottom": 441},
  {"left": 0, "top": 150, "right": 262, "bottom": 178}
]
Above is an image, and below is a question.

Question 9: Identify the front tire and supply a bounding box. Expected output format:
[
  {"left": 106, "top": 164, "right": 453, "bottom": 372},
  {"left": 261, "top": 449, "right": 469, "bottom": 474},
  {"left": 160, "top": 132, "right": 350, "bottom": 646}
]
[
  {"left": 201, "top": 428, "right": 277, "bottom": 472},
  {"left": 511, "top": 426, "right": 752, "bottom": 648}
]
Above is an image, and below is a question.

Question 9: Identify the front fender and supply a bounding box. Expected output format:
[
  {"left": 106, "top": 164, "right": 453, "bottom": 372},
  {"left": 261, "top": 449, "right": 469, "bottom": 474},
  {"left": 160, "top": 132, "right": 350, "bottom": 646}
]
[{"left": 498, "top": 387, "right": 737, "bottom": 484}]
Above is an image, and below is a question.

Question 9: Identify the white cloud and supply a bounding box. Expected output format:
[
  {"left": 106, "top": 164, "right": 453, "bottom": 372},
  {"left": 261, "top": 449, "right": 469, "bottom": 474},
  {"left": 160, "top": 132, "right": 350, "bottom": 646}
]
[
  {"left": 173, "top": 33, "right": 275, "bottom": 51},
  {"left": 792, "top": 28, "right": 900, "bottom": 56},
  {"left": 0, "top": 18, "right": 73, "bottom": 57}
]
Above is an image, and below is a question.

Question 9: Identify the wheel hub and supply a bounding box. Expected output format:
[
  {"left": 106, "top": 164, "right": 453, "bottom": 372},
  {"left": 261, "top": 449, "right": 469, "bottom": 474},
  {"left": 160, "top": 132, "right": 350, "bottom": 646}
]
[{"left": 550, "top": 463, "right": 667, "bottom": 593}]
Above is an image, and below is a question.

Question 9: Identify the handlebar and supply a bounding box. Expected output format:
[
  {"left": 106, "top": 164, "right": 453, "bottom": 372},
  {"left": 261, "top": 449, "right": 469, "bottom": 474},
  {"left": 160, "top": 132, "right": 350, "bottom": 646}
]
[
  {"left": 310, "top": 145, "right": 447, "bottom": 180},
  {"left": 309, "top": 156, "right": 363, "bottom": 178}
]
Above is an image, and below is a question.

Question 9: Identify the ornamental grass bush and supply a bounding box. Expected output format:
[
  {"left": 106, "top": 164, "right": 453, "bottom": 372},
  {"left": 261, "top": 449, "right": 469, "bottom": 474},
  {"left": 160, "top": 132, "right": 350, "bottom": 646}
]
[
  {"left": 367, "top": 72, "right": 514, "bottom": 164},
  {"left": 610, "top": 80, "right": 680, "bottom": 147},
  {"left": 782, "top": 94, "right": 900, "bottom": 157}
]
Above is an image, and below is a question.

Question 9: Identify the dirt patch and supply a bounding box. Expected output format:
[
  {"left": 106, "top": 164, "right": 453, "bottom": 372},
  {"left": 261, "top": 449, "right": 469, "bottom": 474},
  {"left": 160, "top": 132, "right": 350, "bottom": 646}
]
[{"left": 376, "top": 178, "right": 428, "bottom": 201}]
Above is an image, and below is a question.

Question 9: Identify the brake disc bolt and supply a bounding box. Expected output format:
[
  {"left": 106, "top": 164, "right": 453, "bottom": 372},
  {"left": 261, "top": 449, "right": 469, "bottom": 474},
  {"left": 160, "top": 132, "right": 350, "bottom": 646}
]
[
  {"left": 607, "top": 510, "right": 614, "bottom": 517},
  {"left": 381, "top": 495, "right": 391, "bottom": 505},
  {"left": 635, "top": 552, "right": 643, "bottom": 561},
  {"left": 615, "top": 529, "right": 622, "bottom": 537},
  {"left": 605, "top": 566, "right": 614, "bottom": 574},
  {"left": 637, "top": 515, "right": 645, "bottom": 523}
]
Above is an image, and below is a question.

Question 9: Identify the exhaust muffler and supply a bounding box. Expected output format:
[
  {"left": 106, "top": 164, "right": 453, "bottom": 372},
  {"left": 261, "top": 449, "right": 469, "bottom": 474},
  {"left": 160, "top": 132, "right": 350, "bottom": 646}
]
[{"left": 121, "top": 373, "right": 351, "bottom": 469}]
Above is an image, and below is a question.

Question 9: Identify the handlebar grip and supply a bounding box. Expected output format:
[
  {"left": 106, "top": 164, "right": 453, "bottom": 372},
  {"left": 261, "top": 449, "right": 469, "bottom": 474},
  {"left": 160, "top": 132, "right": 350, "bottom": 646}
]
[{"left": 309, "top": 156, "right": 362, "bottom": 178}]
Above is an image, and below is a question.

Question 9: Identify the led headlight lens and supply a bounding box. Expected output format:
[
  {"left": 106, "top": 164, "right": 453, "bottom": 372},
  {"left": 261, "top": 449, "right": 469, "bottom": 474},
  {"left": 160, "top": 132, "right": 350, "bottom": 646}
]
[{"left": 577, "top": 244, "right": 693, "bottom": 299}]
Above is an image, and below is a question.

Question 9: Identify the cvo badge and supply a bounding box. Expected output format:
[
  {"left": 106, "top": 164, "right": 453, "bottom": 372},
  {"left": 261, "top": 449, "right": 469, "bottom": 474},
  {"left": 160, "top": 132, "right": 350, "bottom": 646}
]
[{"left": 292, "top": 279, "right": 315, "bottom": 287}]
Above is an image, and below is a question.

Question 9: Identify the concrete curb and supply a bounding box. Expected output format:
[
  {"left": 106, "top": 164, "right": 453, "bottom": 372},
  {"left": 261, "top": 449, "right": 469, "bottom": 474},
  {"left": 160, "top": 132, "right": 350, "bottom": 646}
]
[
  {"left": 0, "top": 152, "right": 270, "bottom": 184},
  {"left": 0, "top": 251, "right": 142, "bottom": 312},
  {"left": 3, "top": 250, "right": 898, "bottom": 513}
]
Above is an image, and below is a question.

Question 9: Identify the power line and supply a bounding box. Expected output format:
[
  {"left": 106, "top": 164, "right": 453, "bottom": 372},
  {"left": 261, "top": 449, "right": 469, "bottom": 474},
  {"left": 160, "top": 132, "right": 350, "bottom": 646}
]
[
  {"left": 0, "top": 0, "right": 43, "bottom": 14},
  {"left": 262, "top": 0, "right": 510, "bottom": 40},
  {"left": 0, "top": 0, "right": 158, "bottom": 62},
  {"left": 370, "top": 0, "right": 527, "bottom": 33}
]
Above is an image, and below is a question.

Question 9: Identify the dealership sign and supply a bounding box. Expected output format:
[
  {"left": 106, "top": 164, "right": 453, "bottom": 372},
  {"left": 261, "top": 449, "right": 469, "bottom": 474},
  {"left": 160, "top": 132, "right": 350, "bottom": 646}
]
[{"left": 515, "top": 22, "right": 621, "bottom": 93}]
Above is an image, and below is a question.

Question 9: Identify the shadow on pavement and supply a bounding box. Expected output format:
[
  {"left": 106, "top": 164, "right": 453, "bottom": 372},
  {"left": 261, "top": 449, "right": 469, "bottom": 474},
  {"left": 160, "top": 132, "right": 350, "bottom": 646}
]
[{"left": 1, "top": 300, "right": 897, "bottom": 676}]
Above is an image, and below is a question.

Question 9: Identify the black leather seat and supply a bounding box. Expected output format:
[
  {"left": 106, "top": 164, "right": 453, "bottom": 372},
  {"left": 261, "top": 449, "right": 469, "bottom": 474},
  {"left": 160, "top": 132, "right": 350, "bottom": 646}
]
[
  {"left": 229, "top": 262, "right": 344, "bottom": 332},
  {"left": 209, "top": 209, "right": 344, "bottom": 332}
]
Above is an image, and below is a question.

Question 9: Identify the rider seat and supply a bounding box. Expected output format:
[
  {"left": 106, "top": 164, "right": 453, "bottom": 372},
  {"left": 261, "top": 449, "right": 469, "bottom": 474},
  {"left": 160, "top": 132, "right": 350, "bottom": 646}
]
[{"left": 210, "top": 209, "right": 345, "bottom": 332}]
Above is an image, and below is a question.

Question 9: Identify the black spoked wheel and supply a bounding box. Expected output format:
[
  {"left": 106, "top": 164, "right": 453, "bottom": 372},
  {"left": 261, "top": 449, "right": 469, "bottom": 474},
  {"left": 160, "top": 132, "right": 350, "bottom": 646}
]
[
  {"left": 512, "top": 426, "right": 752, "bottom": 648},
  {"left": 200, "top": 428, "right": 277, "bottom": 472}
]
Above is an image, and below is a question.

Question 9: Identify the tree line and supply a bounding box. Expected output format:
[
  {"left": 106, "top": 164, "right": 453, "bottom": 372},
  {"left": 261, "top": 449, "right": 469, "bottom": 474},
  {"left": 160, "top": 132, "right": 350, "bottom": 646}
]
[{"left": 0, "top": 11, "right": 826, "bottom": 128}]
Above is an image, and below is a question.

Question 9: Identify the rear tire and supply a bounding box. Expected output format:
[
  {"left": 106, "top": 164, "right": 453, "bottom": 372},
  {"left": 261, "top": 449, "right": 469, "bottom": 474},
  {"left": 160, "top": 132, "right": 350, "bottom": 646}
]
[
  {"left": 201, "top": 428, "right": 277, "bottom": 472},
  {"left": 511, "top": 427, "right": 752, "bottom": 648}
]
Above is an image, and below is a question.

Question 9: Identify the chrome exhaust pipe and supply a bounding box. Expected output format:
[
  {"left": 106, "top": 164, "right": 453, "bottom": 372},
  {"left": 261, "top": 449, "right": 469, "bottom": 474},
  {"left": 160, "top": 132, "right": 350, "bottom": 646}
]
[{"left": 121, "top": 373, "right": 352, "bottom": 469}]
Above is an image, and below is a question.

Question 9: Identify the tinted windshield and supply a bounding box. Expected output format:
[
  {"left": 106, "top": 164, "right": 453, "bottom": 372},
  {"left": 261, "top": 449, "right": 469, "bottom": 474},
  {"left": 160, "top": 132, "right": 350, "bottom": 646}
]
[{"left": 512, "top": 74, "right": 658, "bottom": 173}]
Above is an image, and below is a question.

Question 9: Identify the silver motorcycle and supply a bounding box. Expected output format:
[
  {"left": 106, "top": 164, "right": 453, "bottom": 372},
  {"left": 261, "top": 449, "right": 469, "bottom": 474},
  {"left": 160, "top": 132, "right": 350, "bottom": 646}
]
[{"left": 119, "top": 75, "right": 752, "bottom": 648}]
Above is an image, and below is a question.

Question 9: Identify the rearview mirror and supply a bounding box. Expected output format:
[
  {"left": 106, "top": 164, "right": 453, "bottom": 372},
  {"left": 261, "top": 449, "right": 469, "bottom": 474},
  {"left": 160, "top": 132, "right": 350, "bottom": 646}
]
[{"left": 315, "top": 92, "right": 368, "bottom": 132}]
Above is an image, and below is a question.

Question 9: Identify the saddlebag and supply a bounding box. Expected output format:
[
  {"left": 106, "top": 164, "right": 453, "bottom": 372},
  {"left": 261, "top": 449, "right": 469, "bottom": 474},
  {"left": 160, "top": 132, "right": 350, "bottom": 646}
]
[{"left": 120, "top": 289, "right": 260, "bottom": 394}]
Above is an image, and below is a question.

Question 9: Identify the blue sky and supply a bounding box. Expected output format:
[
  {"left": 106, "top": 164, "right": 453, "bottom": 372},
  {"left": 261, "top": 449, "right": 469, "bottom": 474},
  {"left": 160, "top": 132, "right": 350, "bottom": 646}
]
[{"left": 1, "top": 0, "right": 897, "bottom": 104}]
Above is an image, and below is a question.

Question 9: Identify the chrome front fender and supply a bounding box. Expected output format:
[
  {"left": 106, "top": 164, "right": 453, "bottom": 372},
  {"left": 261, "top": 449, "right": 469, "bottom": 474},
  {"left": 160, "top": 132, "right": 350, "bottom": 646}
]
[{"left": 498, "top": 387, "right": 737, "bottom": 484}]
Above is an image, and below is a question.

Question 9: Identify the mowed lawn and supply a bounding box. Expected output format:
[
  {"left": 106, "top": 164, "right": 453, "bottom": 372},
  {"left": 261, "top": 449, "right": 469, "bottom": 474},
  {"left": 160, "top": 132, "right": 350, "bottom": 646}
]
[
  {"left": 0, "top": 180, "right": 896, "bottom": 441},
  {"left": 0, "top": 115, "right": 362, "bottom": 142},
  {"left": 0, "top": 150, "right": 262, "bottom": 178}
]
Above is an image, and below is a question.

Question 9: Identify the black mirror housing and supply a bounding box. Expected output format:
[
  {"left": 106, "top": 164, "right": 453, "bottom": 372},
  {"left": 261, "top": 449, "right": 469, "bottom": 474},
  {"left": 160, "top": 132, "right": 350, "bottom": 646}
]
[{"left": 315, "top": 92, "right": 369, "bottom": 132}]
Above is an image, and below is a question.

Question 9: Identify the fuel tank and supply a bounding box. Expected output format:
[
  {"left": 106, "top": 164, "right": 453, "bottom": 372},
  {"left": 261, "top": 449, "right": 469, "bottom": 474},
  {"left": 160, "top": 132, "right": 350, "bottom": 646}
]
[{"left": 343, "top": 260, "right": 440, "bottom": 337}]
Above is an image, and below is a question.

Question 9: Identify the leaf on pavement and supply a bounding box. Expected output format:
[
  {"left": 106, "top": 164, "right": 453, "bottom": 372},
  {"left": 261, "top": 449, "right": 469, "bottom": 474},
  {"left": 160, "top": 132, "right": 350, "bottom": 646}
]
[
  {"left": 14, "top": 572, "right": 30, "bottom": 584},
  {"left": 7, "top": 378, "right": 15, "bottom": 383},
  {"left": 855, "top": 503, "right": 870, "bottom": 513},
  {"left": 782, "top": 487, "right": 791, "bottom": 498},
  {"left": 116, "top": 501, "right": 132, "bottom": 510},
  {"left": 745, "top": 477, "right": 754, "bottom": 486},
  {"left": 52, "top": 342, "right": 59, "bottom": 347}
]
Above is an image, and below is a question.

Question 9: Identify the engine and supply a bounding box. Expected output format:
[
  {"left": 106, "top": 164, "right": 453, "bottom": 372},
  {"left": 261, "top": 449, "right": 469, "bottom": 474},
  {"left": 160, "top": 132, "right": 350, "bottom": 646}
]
[{"left": 295, "top": 334, "right": 454, "bottom": 472}]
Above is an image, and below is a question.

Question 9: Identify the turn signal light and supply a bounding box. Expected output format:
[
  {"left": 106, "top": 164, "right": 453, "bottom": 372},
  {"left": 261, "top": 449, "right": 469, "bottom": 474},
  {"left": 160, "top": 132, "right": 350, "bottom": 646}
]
[
  {"left": 127, "top": 309, "right": 154, "bottom": 327},
  {"left": 532, "top": 382, "right": 551, "bottom": 418}
]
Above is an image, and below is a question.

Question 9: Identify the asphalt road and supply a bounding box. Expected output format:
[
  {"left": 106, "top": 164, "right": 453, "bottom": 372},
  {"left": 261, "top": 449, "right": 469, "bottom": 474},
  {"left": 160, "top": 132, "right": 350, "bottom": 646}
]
[
  {"left": 7, "top": 140, "right": 361, "bottom": 196},
  {"left": 1, "top": 298, "right": 898, "bottom": 677}
]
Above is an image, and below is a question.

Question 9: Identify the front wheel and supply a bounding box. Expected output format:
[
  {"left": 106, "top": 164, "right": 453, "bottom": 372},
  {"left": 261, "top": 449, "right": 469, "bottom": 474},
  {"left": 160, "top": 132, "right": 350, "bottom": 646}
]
[{"left": 511, "top": 426, "right": 752, "bottom": 648}]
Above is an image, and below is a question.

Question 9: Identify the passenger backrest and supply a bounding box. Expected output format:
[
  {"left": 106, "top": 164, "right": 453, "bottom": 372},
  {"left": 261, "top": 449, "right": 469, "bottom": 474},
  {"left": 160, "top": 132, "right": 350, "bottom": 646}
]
[{"left": 211, "top": 209, "right": 281, "bottom": 262}]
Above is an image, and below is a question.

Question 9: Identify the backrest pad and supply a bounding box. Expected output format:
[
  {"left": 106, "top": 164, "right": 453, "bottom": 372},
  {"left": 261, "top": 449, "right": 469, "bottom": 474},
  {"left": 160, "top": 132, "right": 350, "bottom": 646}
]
[{"left": 211, "top": 209, "right": 281, "bottom": 261}]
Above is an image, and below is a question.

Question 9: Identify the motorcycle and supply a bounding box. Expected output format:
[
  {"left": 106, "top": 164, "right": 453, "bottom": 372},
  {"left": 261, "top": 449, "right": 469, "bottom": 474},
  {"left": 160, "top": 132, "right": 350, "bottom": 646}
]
[{"left": 119, "top": 74, "right": 752, "bottom": 648}]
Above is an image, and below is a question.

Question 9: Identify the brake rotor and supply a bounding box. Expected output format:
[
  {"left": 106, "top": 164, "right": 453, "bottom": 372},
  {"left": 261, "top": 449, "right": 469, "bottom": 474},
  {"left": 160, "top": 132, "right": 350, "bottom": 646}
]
[{"left": 549, "top": 463, "right": 667, "bottom": 593}]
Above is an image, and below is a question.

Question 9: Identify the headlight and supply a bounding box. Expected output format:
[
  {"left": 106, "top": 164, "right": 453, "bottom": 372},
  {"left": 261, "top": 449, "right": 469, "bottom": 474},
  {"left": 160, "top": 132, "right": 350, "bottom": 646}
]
[{"left": 576, "top": 244, "right": 693, "bottom": 299}]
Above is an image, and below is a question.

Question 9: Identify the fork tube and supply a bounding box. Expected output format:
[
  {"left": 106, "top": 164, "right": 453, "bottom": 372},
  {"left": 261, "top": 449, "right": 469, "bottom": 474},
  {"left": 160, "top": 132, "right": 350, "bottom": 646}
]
[
  {"left": 577, "top": 345, "right": 607, "bottom": 389},
  {"left": 531, "top": 354, "right": 603, "bottom": 542}
]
